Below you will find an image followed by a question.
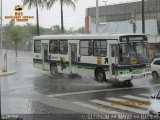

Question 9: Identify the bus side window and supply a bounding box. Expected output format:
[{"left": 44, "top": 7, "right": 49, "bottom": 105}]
[
  {"left": 80, "top": 40, "right": 92, "bottom": 56},
  {"left": 112, "top": 50, "right": 114, "bottom": 57},
  {"left": 119, "top": 47, "right": 123, "bottom": 62},
  {"left": 60, "top": 40, "right": 68, "bottom": 54},
  {"left": 93, "top": 40, "right": 107, "bottom": 57},
  {"left": 49, "top": 40, "right": 59, "bottom": 54},
  {"left": 34, "top": 40, "right": 41, "bottom": 53}
]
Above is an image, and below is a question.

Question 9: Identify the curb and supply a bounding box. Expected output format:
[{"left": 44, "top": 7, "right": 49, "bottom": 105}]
[{"left": 0, "top": 70, "right": 16, "bottom": 76}]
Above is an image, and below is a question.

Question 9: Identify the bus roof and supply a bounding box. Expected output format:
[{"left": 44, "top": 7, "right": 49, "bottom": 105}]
[{"left": 33, "top": 33, "right": 146, "bottom": 40}]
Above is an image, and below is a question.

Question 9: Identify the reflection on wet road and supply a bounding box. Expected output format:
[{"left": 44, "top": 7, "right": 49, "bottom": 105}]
[{"left": 1, "top": 51, "right": 160, "bottom": 115}]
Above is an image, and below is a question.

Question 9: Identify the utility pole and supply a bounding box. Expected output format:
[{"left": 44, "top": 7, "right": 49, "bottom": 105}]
[
  {"left": 96, "top": 0, "right": 99, "bottom": 33},
  {"left": 142, "top": 0, "right": 145, "bottom": 34},
  {"left": 0, "top": 0, "right": 2, "bottom": 55},
  {"left": 0, "top": 1, "right": 2, "bottom": 119},
  {"left": 0, "top": 0, "right": 3, "bottom": 73}
]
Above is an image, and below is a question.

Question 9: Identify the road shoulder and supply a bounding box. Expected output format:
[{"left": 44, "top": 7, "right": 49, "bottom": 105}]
[{"left": 0, "top": 69, "right": 16, "bottom": 76}]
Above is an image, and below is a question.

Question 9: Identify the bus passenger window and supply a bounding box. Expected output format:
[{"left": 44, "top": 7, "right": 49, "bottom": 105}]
[
  {"left": 94, "top": 40, "right": 107, "bottom": 57},
  {"left": 49, "top": 40, "right": 59, "bottom": 54},
  {"left": 34, "top": 40, "right": 41, "bottom": 53},
  {"left": 112, "top": 50, "right": 115, "bottom": 57},
  {"left": 60, "top": 40, "right": 68, "bottom": 54},
  {"left": 80, "top": 40, "right": 92, "bottom": 56}
]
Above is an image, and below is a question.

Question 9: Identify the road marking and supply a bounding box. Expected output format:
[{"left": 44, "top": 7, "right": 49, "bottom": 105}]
[
  {"left": 90, "top": 99, "right": 147, "bottom": 114},
  {"left": 73, "top": 102, "right": 119, "bottom": 114},
  {"left": 123, "top": 95, "right": 150, "bottom": 101},
  {"left": 139, "top": 93, "right": 151, "bottom": 97},
  {"left": 48, "top": 84, "right": 160, "bottom": 97},
  {"left": 106, "top": 97, "right": 148, "bottom": 109}
]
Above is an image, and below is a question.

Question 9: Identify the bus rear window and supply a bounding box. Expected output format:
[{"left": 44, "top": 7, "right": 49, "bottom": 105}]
[
  {"left": 34, "top": 40, "right": 41, "bottom": 53},
  {"left": 49, "top": 40, "right": 59, "bottom": 54}
]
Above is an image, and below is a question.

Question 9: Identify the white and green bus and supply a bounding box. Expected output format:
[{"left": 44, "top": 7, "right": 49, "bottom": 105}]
[{"left": 33, "top": 34, "right": 150, "bottom": 84}]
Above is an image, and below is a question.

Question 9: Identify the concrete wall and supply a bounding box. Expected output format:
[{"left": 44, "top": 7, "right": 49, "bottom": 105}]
[{"left": 87, "top": 0, "right": 160, "bottom": 23}]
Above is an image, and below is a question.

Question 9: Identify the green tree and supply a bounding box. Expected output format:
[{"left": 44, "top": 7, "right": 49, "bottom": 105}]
[
  {"left": 64, "top": 26, "right": 85, "bottom": 34},
  {"left": 3, "top": 22, "right": 46, "bottom": 51},
  {"left": 10, "top": 26, "right": 25, "bottom": 57},
  {"left": 22, "top": 0, "right": 46, "bottom": 36},
  {"left": 51, "top": 25, "right": 61, "bottom": 34},
  {"left": 47, "top": 0, "right": 78, "bottom": 34},
  {"left": 3, "top": 20, "right": 15, "bottom": 49},
  {"left": 76, "top": 26, "right": 85, "bottom": 33}
]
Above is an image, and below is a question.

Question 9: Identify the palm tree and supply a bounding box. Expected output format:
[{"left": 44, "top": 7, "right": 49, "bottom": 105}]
[
  {"left": 22, "top": 0, "right": 46, "bottom": 35},
  {"left": 47, "top": 0, "right": 77, "bottom": 34}
]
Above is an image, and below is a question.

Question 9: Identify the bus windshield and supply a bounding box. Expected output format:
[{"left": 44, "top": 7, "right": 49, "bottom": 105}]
[{"left": 119, "top": 42, "right": 148, "bottom": 65}]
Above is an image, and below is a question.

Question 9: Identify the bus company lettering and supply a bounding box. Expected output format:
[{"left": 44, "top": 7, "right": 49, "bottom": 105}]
[
  {"left": 49, "top": 55, "right": 58, "bottom": 60},
  {"left": 52, "top": 56, "right": 58, "bottom": 59}
]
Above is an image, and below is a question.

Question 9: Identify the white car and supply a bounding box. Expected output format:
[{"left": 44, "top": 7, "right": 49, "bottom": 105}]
[
  {"left": 150, "top": 58, "right": 160, "bottom": 79},
  {"left": 148, "top": 90, "right": 160, "bottom": 119}
]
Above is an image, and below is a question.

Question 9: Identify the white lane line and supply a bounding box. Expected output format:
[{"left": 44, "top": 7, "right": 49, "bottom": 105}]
[
  {"left": 106, "top": 97, "right": 148, "bottom": 109},
  {"left": 73, "top": 102, "right": 119, "bottom": 114},
  {"left": 139, "top": 93, "right": 151, "bottom": 97},
  {"left": 90, "top": 99, "right": 147, "bottom": 114},
  {"left": 123, "top": 95, "right": 150, "bottom": 101},
  {"left": 48, "top": 84, "right": 160, "bottom": 97}
]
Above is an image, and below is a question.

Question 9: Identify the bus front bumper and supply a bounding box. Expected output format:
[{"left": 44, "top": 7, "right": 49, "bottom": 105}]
[
  {"left": 113, "top": 72, "right": 151, "bottom": 82},
  {"left": 114, "top": 74, "right": 132, "bottom": 82},
  {"left": 132, "top": 72, "right": 151, "bottom": 79}
]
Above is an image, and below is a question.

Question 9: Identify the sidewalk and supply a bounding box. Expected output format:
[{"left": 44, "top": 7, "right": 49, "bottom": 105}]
[{"left": 0, "top": 69, "right": 16, "bottom": 76}]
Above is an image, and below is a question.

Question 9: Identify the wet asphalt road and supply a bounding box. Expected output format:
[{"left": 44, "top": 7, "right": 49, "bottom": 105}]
[{"left": 1, "top": 51, "right": 160, "bottom": 119}]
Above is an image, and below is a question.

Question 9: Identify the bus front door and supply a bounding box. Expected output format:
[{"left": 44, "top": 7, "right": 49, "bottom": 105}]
[
  {"left": 42, "top": 43, "right": 49, "bottom": 70},
  {"left": 109, "top": 44, "right": 118, "bottom": 80},
  {"left": 68, "top": 43, "right": 78, "bottom": 74}
]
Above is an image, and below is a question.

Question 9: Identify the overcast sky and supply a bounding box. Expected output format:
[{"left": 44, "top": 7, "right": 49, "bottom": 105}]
[{"left": 1, "top": 0, "right": 140, "bottom": 29}]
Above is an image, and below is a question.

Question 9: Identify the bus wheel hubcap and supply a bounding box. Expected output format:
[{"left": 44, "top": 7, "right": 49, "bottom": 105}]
[
  {"left": 51, "top": 66, "right": 57, "bottom": 74},
  {"left": 153, "top": 72, "right": 158, "bottom": 79},
  {"left": 97, "top": 73, "right": 103, "bottom": 81}
]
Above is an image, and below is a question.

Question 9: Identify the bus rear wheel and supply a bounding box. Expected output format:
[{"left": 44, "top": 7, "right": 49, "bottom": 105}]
[
  {"left": 123, "top": 80, "right": 132, "bottom": 86},
  {"left": 50, "top": 63, "right": 58, "bottom": 75},
  {"left": 95, "top": 69, "right": 106, "bottom": 82}
]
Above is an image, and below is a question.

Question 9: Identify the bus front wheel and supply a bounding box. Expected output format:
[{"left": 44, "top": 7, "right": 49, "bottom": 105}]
[
  {"left": 95, "top": 69, "right": 106, "bottom": 82},
  {"left": 123, "top": 80, "right": 132, "bottom": 86},
  {"left": 50, "top": 63, "right": 58, "bottom": 75}
]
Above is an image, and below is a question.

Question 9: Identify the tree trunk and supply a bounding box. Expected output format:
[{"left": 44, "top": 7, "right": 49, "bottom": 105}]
[
  {"left": 36, "top": 3, "right": 40, "bottom": 36},
  {"left": 142, "top": 0, "right": 145, "bottom": 34},
  {"left": 60, "top": 0, "right": 64, "bottom": 34},
  {"left": 15, "top": 41, "right": 18, "bottom": 57}
]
